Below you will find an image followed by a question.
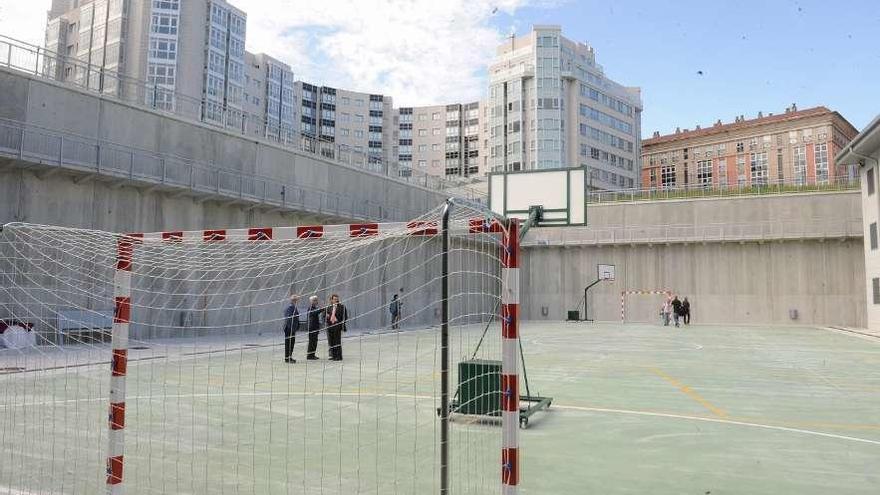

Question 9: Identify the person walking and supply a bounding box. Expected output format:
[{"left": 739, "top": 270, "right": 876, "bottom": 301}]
[
  {"left": 325, "top": 294, "right": 348, "bottom": 361},
  {"left": 671, "top": 296, "right": 683, "bottom": 328},
  {"left": 306, "top": 295, "right": 322, "bottom": 360},
  {"left": 282, "top": 294, "right": 300, "bottom": 363},
  {"left": 682, "top": 297, "right": 691, "bottom": 325},
  {"left": 661, "top": 299, "right": 671, "bottom": 326},
  {"left": 389, "top": 293, "right": 402, "bottom": 330}
]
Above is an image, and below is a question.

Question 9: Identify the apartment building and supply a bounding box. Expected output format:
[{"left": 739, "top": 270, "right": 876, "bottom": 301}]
[
  {"left": 44, "top": 0, "right": 247, "bottom": 123},
  {"left": 641, "top": 105, "right": 859, "bottom": 189},
  {"left": 294, "top": 82, "right": 395, "bottom": 165},
  {"left": 243, "top": 52, "right": 296, "bottom": 141},
  {"left": 485, "top": 25, "right": 642, "bottom": 190},
  {"left": 397, "top": 102, "right": 483, "bottom": 178}
]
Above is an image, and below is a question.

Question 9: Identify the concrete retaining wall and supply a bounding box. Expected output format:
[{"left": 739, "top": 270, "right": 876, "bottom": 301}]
[
  {"left": 0, "top": 168, "right": 329, "bottom": 232},
  {"left": 0, "top": 67, "right": 445, "bottom": 222},
  {"left": 521, "top": 191, "right": 867, "bottom": 328}
]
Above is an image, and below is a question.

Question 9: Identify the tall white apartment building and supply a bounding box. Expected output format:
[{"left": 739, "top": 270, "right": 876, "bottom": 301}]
[
  {"left": 44, "top": 0, "right": 247, "bottom": 124},
  {"left": 397, "top": 102, "right": 484, "bottom": 178},
  {"left": 199, "top": 0, "right": 246, "bottom": 124},
  {"left": 294, "top": 82, "right": 395, "bottom": 166},
  {"left": 486, "top": 25, "right": 642, "bottom": 189},
  {"left": 243, "top": 52, "right": 296, "bottom": 141}
]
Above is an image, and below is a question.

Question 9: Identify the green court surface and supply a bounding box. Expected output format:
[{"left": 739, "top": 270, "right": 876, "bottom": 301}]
[{"left": 1, "top": 322, "right": 879, "bottom": 494}]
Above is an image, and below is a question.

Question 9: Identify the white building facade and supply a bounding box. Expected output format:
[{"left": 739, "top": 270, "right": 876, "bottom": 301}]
[
  {"left": 485, "top": 25, "right": 642, "bottom": 189},
  {"left": 397, "top": 102, "right": 483, "bottom": 178},
  {"left": 837, "top": 115, "right": 880, "bottom": 332}
]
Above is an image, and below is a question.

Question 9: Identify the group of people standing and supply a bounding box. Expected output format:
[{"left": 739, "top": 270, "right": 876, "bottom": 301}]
[
  {"left": 661, "top": 296, "right": 691, "bottom": 327},
  {"left": 282, "top": 291, "right": 404, "bottom": 363},
  {"left": 282, "top": 294, "right": 348, "bottom": 363}
]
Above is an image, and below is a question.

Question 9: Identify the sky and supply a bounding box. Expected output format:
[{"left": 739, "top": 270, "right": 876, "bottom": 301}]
[{"left": 0, "top": 0, "right": 877, "bottom": 138}]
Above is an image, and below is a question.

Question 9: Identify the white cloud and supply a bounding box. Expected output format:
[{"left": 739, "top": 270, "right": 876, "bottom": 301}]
[
  {"left": 0, "top": 0, "right": 51, "bottom": 45},
  {"left": 238, "top": 0, "right": 544, "bottom": 106},
  {"left": 0, "top": 0, "right": 555, "bottom": 107}
]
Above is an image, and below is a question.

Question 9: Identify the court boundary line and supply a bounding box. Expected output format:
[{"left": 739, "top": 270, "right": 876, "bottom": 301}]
[
  {"left": 552, "top": 404, "right": 880, "bottom": 446},
  {"left": 2, "top": 389, "right": 879, "bottom": 446},
  {"left": 822, "top": 326, "right": 880, "bottom": 343}
]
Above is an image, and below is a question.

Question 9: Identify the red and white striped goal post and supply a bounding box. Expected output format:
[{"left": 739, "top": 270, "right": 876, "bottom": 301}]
[
  {"left": 106, "top": 216, "right": 516, "bottom": 494},
  {"left": 619, "top": 288, "right": 674, "bottom": 322}
]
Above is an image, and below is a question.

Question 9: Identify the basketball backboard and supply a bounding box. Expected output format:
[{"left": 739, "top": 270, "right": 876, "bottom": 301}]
[
  {"left": 598, "top": 264, "right": 615, "bottom": 281},
  {"left": 488, "top": 167, "right": 586, "bottom": 226}
]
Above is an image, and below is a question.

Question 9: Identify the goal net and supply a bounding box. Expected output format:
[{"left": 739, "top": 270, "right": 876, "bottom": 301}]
[
  {"left": 620, "top": 289, "right": 673, "bottom": 323},
  {"left": 0, "top": 201, "right": 521, "bottom": 494}
]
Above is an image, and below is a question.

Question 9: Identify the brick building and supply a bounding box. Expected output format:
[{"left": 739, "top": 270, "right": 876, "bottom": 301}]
[{"left": 642, "top": 105, "right": 858, "bottom": 190}]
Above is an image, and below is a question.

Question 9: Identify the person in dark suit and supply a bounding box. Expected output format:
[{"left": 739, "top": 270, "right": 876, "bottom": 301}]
[
  {"left": 282, "top": 294, "right": 301, "bottom": 363},
  {"left": 389, "top": 293, "right": 402, "bottom": 329},
  {"left": 324, "top": 294, "right": 348, "bottom": 361},
  {"left": 306, "top": 295, "right": 322, "bottom": 360},
  {"left": 682, "top": 297, "right": 691, "bottom": 325}
]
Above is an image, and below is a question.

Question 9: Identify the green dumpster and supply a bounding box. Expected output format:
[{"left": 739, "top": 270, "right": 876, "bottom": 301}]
[{"left": 456, "top": 359, "right": 502, "bottom": 415}]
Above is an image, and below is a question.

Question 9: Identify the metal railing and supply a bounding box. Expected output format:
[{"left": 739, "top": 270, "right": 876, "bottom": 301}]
[
  {"left": 587, "top": 177, "right": 860, "bottom": 203},
  {"left": 0, "top": 34, "right": 484, "bottom": 199},
  {"left": 0, "top": 118, "right": 411, "bottom": 221},
  {"left": 523, "top": 217, "right": 863, "bottom": 246}
]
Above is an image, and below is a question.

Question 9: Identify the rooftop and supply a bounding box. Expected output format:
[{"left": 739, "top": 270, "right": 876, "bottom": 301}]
[{"left": 644, "top": 105, "right": 855, "bottom": 147}]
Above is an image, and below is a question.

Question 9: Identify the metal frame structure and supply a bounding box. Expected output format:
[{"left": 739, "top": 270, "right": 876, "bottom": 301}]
[
  {"left": 620, "top": 289, "right": 674, "bottom": 322},
  {"left": 445, "top": 205, "right": 552, "bottom": 433},
  {"left": 103, "top": 205, "right": 518, "bottom": 494}
]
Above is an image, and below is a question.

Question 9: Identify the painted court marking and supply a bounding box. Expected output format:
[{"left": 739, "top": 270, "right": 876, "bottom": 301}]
[
  {"left": 649, "top": 367, "right": 728, "bottom": 418},
  {"left": 551, "top": 403, "right": 880, "bottom": 447},
  {"left": 3, "top": 389, "right": 879, "bottom": 446}
]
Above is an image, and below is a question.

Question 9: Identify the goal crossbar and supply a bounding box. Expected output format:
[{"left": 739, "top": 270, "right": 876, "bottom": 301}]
[
  {"left": 5, "top": 207, "right": 521, "bottom": 494},
  {"left": 619, "top": 289, "right": 673, "bottom": 322}
]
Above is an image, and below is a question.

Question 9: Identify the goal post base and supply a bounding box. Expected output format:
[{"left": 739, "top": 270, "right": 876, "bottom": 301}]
[{"left": 438, "top": 358, "right": 552, "bottom": 429}]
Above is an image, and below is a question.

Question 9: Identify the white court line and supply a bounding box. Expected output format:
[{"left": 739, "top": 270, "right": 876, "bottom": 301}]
[
  {"left": 551, "top": 404, "right": 880, "bottom": 446},
  {"left": 3, "top": 389, "right": 879, "bottom": 447},
  {"left": 820, "top": 326, "right": 880, "bottom": 343}
]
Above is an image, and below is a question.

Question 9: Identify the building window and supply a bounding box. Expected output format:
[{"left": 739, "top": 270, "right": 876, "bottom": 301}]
[
  {"left": 148, "top": 39, "right": 177, "bottom": 60},
  {"left": 736, "top": 156, "right": 746, "bottom": 186},
  {"left": 871, "top": 223, "right": 878, "bottom": 250},
  {"left": 793, "top": 145, "right": 807, "bottom": 185},
  {"left": 418, "top": 129, "right": 427, "bottom": 137},
  {"left": 661, "top": 165, "right": 676, "bottom": 189},
  {"left": 868, "top": 168, "right": 875, "bottom": 196},
  {"left": 152, "top": 0, "right": 179, "bottom": 9},
  {"left": 736, "top": 142, "right": 744, "bottom": 153},
  {"left": 814, "top": 143, "right": 829, "bottom": 183},
  {"left": 874, "top": 278, "right": 880, "bottom": 305},
  {"left": 418, "top": 160, "right": 427, "bottom": 168},
  {"left": 750, "top": 152, "right": 768, "bottom": 186},
  {"left": 718, "top": 158, "right": 728, "bottom": 187},
  {"left": 777, "top": 149, "right": 784, "bottom": 182},
  {"left": 147, "top": 63, "right": 175, "bottom": 86},
  {"left": 696, "top": 160, "right": 712, "bottom": 187},
  {"left": 150, "top": 13, "right": 178, "bottom": 35}
]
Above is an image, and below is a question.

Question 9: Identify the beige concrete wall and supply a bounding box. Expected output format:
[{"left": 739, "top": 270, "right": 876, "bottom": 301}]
[
  {"left": 521, "top": 191, "right": 867, "bottom": 327},
  {"left": 1, "top": 69, "right": 444, "bottom": 221}
]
